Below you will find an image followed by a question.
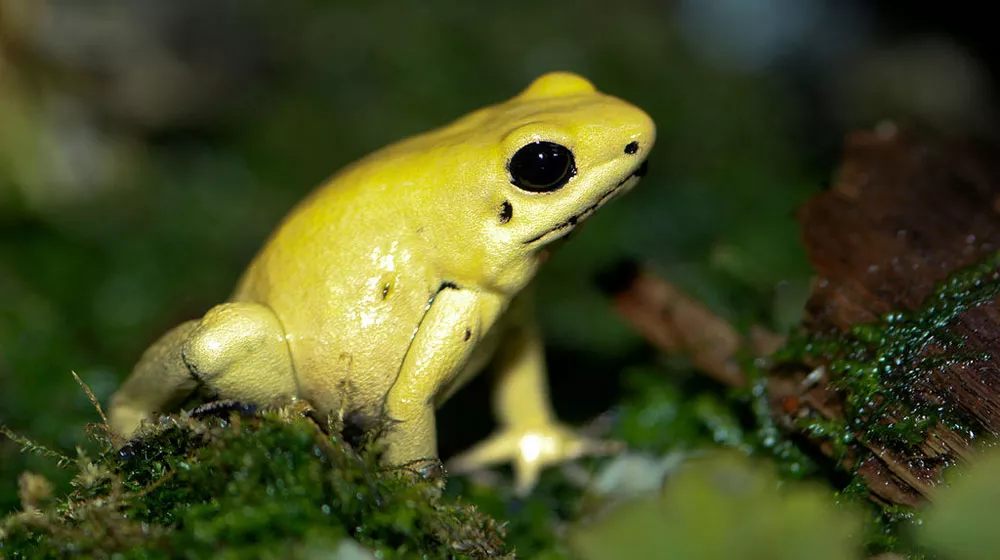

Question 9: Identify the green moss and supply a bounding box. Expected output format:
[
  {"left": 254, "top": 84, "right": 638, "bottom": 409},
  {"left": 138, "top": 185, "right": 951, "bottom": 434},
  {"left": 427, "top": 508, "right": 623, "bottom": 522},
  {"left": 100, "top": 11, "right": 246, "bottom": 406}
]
[
  {"left": 774, "top": 251, "right": 1000, "bottom": 454},
  {"left": 834, "top": 476, "right": 925, "bottom": 557},
  {"left": 1, "top": 404, "right": 510, "bottom": 559},
  {"left": 610, "top": 355, "right": 822, "bottom": 482},
  {"left": 764, "top": 251, "right": 1000, "bottom": 556},
  {"left": 610, "top": 366, "right": 726, "bottom": 454},
  {"left": 919, "top": 446, "right": 1000, "bottom": 560},
  {"left": 742, "top": 357, "right": 821, "bottom": 479},
  {"left": 447, "top": 480, "right": 573, "bottom": 560}
]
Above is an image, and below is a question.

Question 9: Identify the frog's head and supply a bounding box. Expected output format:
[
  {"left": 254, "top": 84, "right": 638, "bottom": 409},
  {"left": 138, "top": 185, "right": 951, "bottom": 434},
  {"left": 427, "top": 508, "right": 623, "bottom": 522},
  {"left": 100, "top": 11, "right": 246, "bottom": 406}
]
[
  {"left": 388, "top": 72, "right": 655, "bottom": 292},
  {"left": 491, "top": 72, "right": 655, "bottom": 249}
]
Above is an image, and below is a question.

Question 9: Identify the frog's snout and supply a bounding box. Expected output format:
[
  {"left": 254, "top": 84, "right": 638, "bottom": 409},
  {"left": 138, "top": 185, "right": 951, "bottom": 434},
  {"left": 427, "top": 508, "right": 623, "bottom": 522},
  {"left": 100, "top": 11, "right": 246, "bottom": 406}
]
[{"left": 622, "top": 138, "right": 650, "bottom": 178}]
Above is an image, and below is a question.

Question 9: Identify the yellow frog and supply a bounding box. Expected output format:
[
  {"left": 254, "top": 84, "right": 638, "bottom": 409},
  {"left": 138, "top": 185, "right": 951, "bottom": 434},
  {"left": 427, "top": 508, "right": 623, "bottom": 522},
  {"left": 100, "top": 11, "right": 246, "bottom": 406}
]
[{"left": 108, "top": 72, "right": 655, "bottom": 494}]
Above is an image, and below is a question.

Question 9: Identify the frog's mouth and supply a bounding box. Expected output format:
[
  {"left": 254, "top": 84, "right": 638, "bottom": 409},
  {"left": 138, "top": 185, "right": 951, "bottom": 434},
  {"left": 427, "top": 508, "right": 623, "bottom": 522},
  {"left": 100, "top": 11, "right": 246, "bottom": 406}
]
[{"left": 524, "top": 159, "right": 648, "bottom": 246}]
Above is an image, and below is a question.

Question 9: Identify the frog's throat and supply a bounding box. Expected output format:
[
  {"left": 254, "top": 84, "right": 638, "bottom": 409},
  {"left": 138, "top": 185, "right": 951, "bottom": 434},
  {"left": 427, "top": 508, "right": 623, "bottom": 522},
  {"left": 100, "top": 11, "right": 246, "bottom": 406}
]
[{"left": 522, "top": 158, "right": 648, "bottom": 246}]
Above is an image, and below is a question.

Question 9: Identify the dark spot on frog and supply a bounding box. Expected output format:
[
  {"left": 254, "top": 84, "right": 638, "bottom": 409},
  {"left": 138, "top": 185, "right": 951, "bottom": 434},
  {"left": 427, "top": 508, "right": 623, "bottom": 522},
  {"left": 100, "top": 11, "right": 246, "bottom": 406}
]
[
  {"left": 440, "top": 281, "right": 459, "bottom": 291},
  {"left": 464, "top": 328, "right": 471, "bottom": 341},
  {"left": 381, "top": 283, "right": 391, "bottom": 300},
  {"left": 624, "top": 141, "right": 639, "bottom": 155},
  {"left": 499, "top": 200, "right": 513, "bottom": 224},
  {"left": 340, "top": 408, "right": 385, "bottom": 450}
]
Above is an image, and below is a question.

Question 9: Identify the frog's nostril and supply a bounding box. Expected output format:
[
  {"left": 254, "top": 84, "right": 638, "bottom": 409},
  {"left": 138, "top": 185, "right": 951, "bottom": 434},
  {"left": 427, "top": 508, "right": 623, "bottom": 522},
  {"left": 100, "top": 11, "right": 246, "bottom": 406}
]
[
  {"left": 624, "top": 141, "right": 639, "bottom": 155},
  {"left": 635, "top": 159, "right": 648, "bottom": 177}
]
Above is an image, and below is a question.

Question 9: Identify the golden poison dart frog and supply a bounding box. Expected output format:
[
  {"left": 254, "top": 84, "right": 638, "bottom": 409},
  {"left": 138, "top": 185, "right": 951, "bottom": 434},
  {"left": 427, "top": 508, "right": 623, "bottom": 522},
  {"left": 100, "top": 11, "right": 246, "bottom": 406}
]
[{"left": 108, "top": 72, "right": 655, "bottom": 494}]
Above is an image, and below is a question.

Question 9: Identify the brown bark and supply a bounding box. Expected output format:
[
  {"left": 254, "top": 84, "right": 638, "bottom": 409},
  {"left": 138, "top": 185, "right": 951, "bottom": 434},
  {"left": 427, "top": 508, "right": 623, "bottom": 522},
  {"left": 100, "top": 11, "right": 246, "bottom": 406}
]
[{"left": 775, "top": 125, "right": 1000, "bottom": 506}]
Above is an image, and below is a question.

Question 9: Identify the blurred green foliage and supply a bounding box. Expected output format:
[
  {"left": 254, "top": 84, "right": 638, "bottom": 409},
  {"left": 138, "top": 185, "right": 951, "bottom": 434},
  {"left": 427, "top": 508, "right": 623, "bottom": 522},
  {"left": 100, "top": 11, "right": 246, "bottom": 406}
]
[
  {"left": 919, "top": 446, "right": 1000, "bottom": 560},
  {"left": 568, "top": 451, "right": 864, "bottom": 560}
]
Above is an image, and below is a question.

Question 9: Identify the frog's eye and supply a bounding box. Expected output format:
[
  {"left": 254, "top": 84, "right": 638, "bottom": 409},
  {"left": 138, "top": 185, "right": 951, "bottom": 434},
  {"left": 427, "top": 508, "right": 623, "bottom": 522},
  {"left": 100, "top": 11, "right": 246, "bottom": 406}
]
[{"left": 508, "top": 141, "right": 576, "bottom": 192}]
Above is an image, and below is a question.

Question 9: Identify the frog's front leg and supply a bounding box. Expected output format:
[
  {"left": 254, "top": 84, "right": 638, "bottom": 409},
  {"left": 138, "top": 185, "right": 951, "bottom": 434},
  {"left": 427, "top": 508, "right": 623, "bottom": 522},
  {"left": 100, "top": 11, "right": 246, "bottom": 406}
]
[
  {"left": 447, "top": 291, "right": 623, "bottom": 495},
  {"left": 108, "top": 302, "right": 298, "bottom": 438},
  {"left": 381, "top": 285, "right": 497, "bottom": 473}
]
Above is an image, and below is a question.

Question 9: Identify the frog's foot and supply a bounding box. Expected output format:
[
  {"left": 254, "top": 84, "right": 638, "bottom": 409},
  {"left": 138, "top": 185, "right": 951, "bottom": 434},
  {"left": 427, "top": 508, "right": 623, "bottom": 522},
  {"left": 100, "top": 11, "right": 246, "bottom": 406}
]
[
  {"left": 107, "top": 405, "right": 155, "bottom": 441},
  {"left": 446, "top": 424, "right": 623, "bottom": 496}
]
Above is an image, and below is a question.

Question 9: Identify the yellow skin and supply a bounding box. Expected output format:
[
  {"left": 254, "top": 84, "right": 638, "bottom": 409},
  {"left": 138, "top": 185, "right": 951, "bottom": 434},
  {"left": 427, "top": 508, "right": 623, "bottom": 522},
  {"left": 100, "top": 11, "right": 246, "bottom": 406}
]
[{"left": 108, "top": 72, "right": 656, "bottom": 495}]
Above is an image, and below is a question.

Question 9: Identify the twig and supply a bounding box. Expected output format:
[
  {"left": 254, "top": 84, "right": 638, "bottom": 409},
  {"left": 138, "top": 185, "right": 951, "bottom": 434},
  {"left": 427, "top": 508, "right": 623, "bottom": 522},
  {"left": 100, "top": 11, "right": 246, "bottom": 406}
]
[
  {"left": 71, "top": 370, "right": 108, "bottom": 426},
  {"left": 599, "top": 260, "right": 785, "bottom": 388}
]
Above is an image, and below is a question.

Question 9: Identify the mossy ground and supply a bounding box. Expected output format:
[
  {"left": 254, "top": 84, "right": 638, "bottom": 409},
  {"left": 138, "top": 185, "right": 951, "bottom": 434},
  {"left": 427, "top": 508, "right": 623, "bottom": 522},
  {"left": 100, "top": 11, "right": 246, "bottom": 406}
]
[
  {"left": 0, "top": 375, "right": 845, "bottom": 559},
  {"left": 0, "top": 367, "right": 720, "bottom": 559},
  {"left": 1, "top": 402, "right": 510, "bottom": 559}
]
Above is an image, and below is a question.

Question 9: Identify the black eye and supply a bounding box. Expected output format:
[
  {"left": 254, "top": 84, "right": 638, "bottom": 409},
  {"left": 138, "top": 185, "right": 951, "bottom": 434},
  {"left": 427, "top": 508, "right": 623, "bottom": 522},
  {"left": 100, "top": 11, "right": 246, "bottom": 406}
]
[{"left": 508, "top": 141, "right": 576, "bottom": 192}]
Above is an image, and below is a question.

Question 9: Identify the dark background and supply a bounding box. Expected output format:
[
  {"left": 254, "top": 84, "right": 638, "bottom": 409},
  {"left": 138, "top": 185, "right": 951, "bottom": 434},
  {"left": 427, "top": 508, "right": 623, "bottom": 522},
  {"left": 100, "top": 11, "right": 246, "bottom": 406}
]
[{"left": 2, "top": 0, "right": 997, "bottom": 513}]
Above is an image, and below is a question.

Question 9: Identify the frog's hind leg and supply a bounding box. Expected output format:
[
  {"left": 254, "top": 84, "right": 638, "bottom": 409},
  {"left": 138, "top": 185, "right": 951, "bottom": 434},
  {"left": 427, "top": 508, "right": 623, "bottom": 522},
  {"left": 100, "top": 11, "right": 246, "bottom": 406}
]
[
  {"left": 108, "top": 302, "right": 298, "bottom": 439},
  {"left": 108, "top": 320, "right": 200, "bottom": 438},
  {"left": 180, "top": 302, "right": 299, "bottom": 406}
]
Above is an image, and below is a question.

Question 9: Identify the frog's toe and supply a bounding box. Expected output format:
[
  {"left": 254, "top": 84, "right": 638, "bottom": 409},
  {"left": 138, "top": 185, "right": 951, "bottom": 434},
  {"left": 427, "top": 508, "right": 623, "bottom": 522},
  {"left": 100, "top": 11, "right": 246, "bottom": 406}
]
[
  {"left": 108, "top": 404, "right": 154, "bottom": 441},
  {"left": 447, "top": 424, "right": 624, "bottom": 496}
]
